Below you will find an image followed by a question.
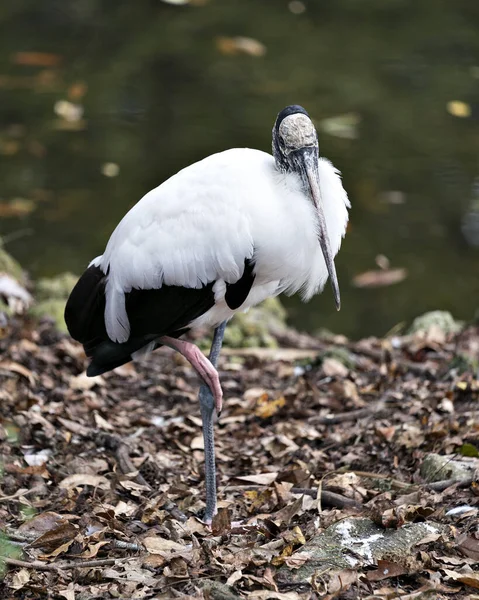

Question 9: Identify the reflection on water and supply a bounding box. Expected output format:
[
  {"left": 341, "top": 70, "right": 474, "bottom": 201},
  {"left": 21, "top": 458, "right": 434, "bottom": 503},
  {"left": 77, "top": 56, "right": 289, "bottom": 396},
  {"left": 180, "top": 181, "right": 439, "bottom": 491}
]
[{"left": 1, "top": 0, "right": 478, "bottom": 338}]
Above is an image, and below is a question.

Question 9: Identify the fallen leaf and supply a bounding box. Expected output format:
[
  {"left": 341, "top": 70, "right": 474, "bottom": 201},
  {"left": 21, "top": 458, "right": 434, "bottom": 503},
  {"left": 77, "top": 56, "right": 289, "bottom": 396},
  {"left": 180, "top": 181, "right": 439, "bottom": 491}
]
[
  {"left": 352, "top": 268, "right": 407, "bottom": 288},
  {"left": 216, "top": 36, "right": 266, "bottom": 57},
  {"left": 69, "top": 372, "right": 104, "bottom": 391},
  {"left": 143, "top": 536, "right": 185, "bottom": 554},
  {"left": 444, "top": 569, "right": 479, "bottom": 589},
  {"left": 0, "top": 360, "right": 35, "bottom": 385},
  {"left": 211, "top": 507, "right": 231, "bottom": 535},
  {"left": 366, "top": 559, "right": 409, "bottom": 581},
  {"left": 10, "top": 568, "right": 30, "bottom": 590},
  {"left": 30, "top": 523, "right": 79, "bottom": 551},
  {"left": 12, "top": 52, "right": 61, "bottom": 67},
  {"left": 59, "top": 474, "right": 110, "bottom": 490},
  {"left": 456, "top": 534, "right": 479, "bottom": 561},
  {"left": 18, "top": 512, "right": 74, "bottom": 537},
  {"left": 235, "top": 473, "right": 278, "bottom": 485}
]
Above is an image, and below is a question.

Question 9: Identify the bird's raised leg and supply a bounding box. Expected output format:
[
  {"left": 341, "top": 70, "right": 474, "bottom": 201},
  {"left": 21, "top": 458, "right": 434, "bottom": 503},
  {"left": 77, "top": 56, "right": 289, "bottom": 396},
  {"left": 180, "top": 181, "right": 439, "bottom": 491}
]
[{"left": 158, "top": 336, "right": 223, "bottom": 414}]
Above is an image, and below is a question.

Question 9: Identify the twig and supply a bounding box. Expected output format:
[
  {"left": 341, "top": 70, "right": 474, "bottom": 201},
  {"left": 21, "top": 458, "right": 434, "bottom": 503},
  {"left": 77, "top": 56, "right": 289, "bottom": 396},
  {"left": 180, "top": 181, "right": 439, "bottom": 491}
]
[
  {"left": 3, "top": 528, "right": 143, "bottom": 552},
  {"left": 0, "top": 485, "right": 45, "bottom": 503},
  {"left": 2, "top": 556, "right": 131, "bottom": 571},
  {"left": 426, "top": 477, "right": 473, "bottom": 492},
  {"left": 311, "top": 400, "right": 386, "bottom": 425},
  {"left": 224, "top": 485, "right": 361, "bottom": 509},
  {"left": 109, "top": 540, "right": 143, "bottom": 552},
  {"left": 291, "top": 488, "right": 362, "bottom": 509},
  {"left": 350, "top": 470, "right": 415, "bottom": 490}
]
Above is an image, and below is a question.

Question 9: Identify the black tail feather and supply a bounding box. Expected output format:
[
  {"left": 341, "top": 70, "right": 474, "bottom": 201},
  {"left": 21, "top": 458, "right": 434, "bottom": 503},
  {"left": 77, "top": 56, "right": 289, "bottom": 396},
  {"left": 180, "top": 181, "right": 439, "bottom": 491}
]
[{"left": 64, "top": 264, "right": 215, "bottom": 377}]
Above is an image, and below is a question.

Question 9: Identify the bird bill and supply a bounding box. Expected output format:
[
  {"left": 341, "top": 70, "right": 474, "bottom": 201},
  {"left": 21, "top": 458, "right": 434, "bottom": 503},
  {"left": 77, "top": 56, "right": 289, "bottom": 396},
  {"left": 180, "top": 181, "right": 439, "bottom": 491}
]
[{"left": 300, "top": 148, "right": 341, "bottom": 310}]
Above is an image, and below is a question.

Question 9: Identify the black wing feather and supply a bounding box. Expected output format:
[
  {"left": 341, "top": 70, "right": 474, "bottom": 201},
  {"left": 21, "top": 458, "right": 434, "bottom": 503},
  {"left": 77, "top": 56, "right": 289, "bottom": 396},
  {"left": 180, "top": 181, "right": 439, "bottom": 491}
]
[
  {"left": 65, "top": 265, "right": 215, "bottom": 375},
  {"left": 225, "top": 258, "right": 255, "bottom": 310}
]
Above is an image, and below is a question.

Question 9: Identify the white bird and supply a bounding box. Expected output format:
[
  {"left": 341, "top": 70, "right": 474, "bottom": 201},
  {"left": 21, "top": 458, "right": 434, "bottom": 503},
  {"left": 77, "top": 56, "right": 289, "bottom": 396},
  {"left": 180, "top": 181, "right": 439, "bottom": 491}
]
[{"left": 65, "top": 105, "right": 350, "bottom": 523}]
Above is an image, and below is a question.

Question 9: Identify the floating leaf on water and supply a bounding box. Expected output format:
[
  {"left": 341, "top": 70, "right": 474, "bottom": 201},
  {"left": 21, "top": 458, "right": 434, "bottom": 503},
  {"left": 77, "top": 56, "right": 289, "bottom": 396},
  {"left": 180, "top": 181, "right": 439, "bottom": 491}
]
[
  {"left": 12, "top": 52, "right": 62, "bottom": 67},
  {"left": 289, "top": 1, "right": 306, "bottom": 14},
  {"left": 352, "top": 268, "right": 407, "bottom": 288},
  {"left": 216, "top": 36, "right": 266, "bottom": 57},
  {"left": 101, "top": 162, "right": 120, "bottom": 177},
  {"left": 447, "top": 100, "right": 471, "bottom": 118},
  {"left": 0, "top": 198, "right": 36, "bottom": 217},
  {"left": 54, "top": 100, "right": 83, "bottom": 122},
  {"left": 318, "top": 112, "right": 361, "bottom": 139}
]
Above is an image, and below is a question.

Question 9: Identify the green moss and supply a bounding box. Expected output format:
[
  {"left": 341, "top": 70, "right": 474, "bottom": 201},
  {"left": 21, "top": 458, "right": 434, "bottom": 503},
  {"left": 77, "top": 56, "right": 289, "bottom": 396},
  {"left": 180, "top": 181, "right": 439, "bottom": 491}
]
[
  {"left": 29, "top": 272, "right": 78, "bottom": 332},
  {"left": 408, "top": 310, "right": 462, "bottom": 335},
  {"left": 0, "top": 238, "right": 23, "bottom": 281}
]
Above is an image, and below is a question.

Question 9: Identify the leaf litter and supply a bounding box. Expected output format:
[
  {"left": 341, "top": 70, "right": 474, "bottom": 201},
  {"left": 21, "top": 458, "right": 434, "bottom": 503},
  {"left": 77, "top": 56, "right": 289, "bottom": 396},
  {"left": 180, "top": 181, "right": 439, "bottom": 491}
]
[{"left": 0, "top": 311, "right": 478, "bottom": 598}]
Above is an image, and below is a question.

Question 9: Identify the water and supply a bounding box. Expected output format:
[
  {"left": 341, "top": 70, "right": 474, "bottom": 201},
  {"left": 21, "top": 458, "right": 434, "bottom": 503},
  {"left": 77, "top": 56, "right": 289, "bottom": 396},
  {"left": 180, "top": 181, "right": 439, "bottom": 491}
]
[{"left": 1, "top": 0, "right": 479, "bottom": 338}]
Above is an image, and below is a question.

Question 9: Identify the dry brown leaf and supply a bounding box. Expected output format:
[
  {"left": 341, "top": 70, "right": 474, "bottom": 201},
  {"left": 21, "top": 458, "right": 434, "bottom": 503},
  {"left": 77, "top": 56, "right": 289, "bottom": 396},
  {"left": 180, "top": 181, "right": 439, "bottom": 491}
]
[
  {"left": 366, "top": 559, "right": 409, "bottom": 581},
  {"left": 81, "top": 540, "right": 110, "bottom": 558},
  {"left": 31, "top": 522, "right": 79, "bottom": 551},
  {"left": 59, "top": 474, "right": 110, "bottom": 490},
  {"left": 211, "top": 507, "right": 231, "bottom": 535},
  {"left": 10, "top": 568, "right": 30, "bottom": 591},
  {"left": 0, "top": 360, "right": 36, "bottom": 385},
  {"left": 322, "top": 357, "right": 348, "bottom": 377},
  {"left": 444, "top": 569, "right": 479, "bottom": 589},
  {"left": 18, "top": 511, "right": 74, "bottom": 537},
  {"left": 69, "top": 372, "right": 104, "bottom": 390},
  {"left": 324, "top": 569, "right": 358, "bottom": 593},
  {"left": 456, "top": 534, "right": 479, "bottom": 561},
  {"left": 143, "top": 536, "right": 185, "bottom": 554},
  {"left": 235, "top": 472, "right": 278, "bottom": 485}
]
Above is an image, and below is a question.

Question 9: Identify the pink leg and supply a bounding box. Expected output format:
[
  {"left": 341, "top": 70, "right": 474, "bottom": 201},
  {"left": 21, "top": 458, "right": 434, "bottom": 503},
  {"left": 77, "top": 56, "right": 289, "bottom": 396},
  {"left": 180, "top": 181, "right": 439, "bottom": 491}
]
[{"left": 158, "top": 337, "right": 223, "bottom": 414}]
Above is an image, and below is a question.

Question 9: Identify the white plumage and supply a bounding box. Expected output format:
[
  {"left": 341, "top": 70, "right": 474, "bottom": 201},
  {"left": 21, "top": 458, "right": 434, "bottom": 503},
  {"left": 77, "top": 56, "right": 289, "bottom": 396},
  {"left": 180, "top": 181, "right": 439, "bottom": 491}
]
[
  {"left": 65, "top": 104, "right": 351, "bottom": 525},
  {"left": 92, "top": 148, "right": 350, "bottom": 344}
]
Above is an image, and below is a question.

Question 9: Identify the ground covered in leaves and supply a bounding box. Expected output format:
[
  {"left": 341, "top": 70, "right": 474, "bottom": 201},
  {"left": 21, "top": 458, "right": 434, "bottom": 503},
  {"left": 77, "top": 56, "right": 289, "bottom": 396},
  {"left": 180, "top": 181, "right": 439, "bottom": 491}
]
[{"left": 1, "top": 314, "right": 479, "bottom": 599}]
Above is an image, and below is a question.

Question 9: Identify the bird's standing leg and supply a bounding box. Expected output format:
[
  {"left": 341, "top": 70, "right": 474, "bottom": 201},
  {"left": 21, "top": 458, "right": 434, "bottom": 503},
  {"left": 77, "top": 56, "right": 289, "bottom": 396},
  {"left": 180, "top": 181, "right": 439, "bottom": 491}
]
[
  {"left": 157, "top": 336, "right": 223, "bottom": 413},
  {"left": 198, "top": 321, "right": 226, "bottom": 524},
  {"left": 159, "top": 324, "right": 227, "bottom": 524}
]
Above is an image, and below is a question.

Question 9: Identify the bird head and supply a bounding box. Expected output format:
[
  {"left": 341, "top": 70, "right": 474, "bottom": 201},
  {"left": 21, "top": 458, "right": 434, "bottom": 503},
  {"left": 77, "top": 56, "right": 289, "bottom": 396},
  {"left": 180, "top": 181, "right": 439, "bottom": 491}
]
[{"left": 272, "top": 105, "right": 341, "bottom": 310}]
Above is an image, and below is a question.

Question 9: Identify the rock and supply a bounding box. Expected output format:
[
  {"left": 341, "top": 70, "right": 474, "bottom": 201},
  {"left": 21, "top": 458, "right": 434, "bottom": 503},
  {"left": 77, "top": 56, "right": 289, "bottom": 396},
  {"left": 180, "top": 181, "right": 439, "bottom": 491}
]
[
  {"left": 408, "top": 311, "right": 462, "bottom": 336},
  {"left": 420, "top": 453, "right": 478, "bottom": 483},
  {"left": 278, "top": 517, "right": 442, "bottom": 584}
]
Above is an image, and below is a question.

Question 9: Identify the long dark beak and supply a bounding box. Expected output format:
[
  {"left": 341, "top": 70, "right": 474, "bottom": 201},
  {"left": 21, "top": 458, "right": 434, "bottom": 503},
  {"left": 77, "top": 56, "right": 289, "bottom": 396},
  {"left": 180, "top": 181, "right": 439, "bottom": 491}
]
[{"left": 294, "top": 147, "right": 341, "bottom": 310}]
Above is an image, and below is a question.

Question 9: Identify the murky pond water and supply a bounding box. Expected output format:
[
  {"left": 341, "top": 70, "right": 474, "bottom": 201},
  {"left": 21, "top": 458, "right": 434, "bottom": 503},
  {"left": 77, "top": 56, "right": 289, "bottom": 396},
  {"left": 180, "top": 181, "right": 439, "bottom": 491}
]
[{"left": 1, "top": 0, "right": 478, "bottom": 338}]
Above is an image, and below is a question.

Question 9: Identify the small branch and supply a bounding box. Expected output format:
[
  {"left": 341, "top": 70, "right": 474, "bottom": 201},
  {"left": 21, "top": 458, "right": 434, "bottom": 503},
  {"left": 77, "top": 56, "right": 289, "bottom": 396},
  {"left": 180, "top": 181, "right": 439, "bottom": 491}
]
[
  {"left": 2, "top": 556, "right": 132, "bottom": 571},
  {"left": 426, "top": 477, "right": 473, "bottom": 492},
  {"left": 0, "top": 485, "right": 45, "bottom": 503},
  {"left": 225, "top": 485, "right": 361, "bottom": 510},
  {"left": 291, "top": 488, "right": 362, "bottom": 510},
  {"left": 350, "top": 470, "right": 415, "bottom": 490},
  {"left": 109, "top": 540, "right": 143, "bottom": 552},
  {"left": 311, "top": 401, "right": 386, "bottom": 425}
]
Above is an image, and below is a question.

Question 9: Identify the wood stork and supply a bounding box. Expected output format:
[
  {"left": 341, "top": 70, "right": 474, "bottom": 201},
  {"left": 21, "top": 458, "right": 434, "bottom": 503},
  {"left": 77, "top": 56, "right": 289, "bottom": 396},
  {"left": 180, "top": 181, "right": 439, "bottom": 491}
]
[{"left": 64, "top": 105, "right": 350, "bottom": 523}]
